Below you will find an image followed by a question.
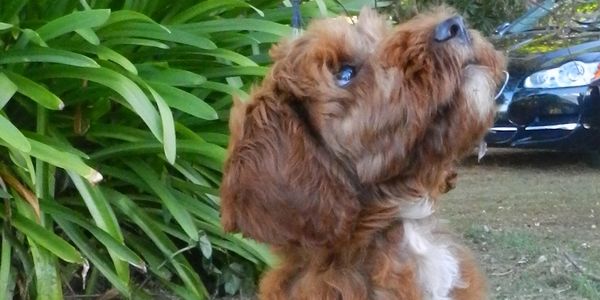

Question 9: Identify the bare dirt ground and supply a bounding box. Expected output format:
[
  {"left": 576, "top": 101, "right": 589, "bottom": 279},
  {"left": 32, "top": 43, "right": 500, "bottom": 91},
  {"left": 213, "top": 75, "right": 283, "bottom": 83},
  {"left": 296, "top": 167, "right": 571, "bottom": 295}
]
[{"left": 443, "top": 149, "right": 600, "bottom": 299}]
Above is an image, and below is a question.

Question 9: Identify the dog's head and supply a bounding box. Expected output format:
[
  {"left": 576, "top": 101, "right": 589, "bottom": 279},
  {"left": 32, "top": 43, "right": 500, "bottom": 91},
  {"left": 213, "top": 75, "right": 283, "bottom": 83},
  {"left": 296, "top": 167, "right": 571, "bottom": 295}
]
[{"left": 221, "top": 7, "right": 505, "bottom": 247}]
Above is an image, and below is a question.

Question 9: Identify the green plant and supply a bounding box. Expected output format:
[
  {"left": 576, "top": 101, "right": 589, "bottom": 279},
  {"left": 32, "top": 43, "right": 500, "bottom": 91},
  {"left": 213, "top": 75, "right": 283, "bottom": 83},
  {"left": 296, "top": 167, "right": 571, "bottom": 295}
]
[
  {"left": 0, "top": 0, "right": 371, "bottom": 299},
  {"left": 388, "top": 0, "right": 526, "bottom": 34}
]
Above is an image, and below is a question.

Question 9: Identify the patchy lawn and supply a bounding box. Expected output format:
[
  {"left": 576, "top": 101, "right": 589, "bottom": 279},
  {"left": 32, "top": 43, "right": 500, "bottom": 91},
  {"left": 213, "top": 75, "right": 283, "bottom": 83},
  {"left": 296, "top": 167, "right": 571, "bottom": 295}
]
[{"left": 443, "top": 149, "right": 600, "bottom": 299}]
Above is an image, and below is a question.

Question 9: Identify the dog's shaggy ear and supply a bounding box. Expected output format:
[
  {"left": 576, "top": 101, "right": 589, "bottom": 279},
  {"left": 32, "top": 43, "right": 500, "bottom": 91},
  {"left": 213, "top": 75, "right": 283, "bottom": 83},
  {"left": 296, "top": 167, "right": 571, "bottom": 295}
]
[{"left": 220, "top": 95, "right": 361, "bottom": 247}]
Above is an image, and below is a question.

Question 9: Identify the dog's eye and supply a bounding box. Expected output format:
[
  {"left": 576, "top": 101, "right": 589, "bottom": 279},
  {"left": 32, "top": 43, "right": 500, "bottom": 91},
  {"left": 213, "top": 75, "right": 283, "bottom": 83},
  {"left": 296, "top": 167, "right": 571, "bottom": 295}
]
[{"left": 335, "top": 65, "right": 356, "bottom": 87}]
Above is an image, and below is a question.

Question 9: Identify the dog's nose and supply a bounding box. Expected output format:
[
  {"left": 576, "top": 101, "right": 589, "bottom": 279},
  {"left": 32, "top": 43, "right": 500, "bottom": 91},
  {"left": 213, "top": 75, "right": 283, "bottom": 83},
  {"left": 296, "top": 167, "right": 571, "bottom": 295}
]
[{"left": 434, "top": 16, "right": 470, "bottom": 43}]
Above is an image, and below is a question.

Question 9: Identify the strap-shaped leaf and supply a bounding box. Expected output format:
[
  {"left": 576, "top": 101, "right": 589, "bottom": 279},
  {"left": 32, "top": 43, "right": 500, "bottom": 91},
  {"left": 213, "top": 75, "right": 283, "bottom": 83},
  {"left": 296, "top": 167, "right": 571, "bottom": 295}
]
[
  {"left": 68, "top": 172, "right": 130, "bottom": 282},
  {"left": 167, "top": 0, "right": 263, "bottom": 24},
  {"left": 0, "top": 72, "right": 17, "bottom": 109},
  {"left": 103, "top": 10, "right": 159, "bottom": 27},
  {"left": 138, "top": 65, "right": 205, "bottom": 86},
  {"left": 125, "top": 159, "right": 198, "bottom": 241},
  {"left": 36, "top": 66, "right": 163, "bottom": 142},
  {"left": 3, "top": 71, "right": 64, "bottom": 110},
  {"left": 0, "top": 23, "right": 13, "bottom": 30},
  {"left": 0, "top": 115, "right": 31, "bottom": 152},
  {"left": 0, "top": 210, "right": 85, "bottom": 264},
  {"left": 99, "top": 22, "right": 216, "bottom": 50},
  {"left": 36, "top": 9, "right": 110, "bottom": 41},
  {"left": 54, "top": 218, "right": 131, "bottom": 297},
  {"left": 90, "top": 140, "right": 226, "bottom": 164},
  {"left": 149, "top": 83, "right": 217, "bottom": 120},
  {"left": 105, "top": 189, "right": 207, "bottom": 298},
  {"left": 174, "top": 19, "right": 291, "bottom": 36},
  {"left": 202, "top": 66, "right": 268, "bottom": 78},
  {"left": 23, "top": 137, "right": 102, "bottom": 183},
  {"left": 103, "top": 37, "right": 169, "bottom": 49},
  {"left": 75, "top": 28, "right": 100, "bottom": 45},
  {"left": 146, "top": 85, "right": 177, "bottom": 164},
  {"left": 41, "top": 200, "right": 145, "bottom": 270},
  {"left": 64, "top": 44, "right": 137, "bottom": 74},
  {"left": 0, "top": 48, "right": 99, "bottom": 68},
  {"left": 195, "top": 48, "right": 258, "bottom": 66},
  {"left": 0, "top": 231, "right": 12, "bottom": 300}
]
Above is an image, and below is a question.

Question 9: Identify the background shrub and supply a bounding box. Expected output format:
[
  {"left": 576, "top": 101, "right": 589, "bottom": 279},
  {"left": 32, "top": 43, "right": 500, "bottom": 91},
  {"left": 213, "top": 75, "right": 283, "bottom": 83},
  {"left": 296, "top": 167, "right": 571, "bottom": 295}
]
[{"left": 382, "top": 0, "right": 527, "bottom": 33}]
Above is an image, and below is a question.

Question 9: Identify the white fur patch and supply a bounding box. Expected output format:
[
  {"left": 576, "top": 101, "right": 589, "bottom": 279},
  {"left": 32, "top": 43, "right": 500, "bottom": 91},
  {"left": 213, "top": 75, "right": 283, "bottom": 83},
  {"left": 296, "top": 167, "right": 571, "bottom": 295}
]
[
  {"left": 401, "top": 207, "right": 464, "bottom": 300},
  {"left": 398, "top": 198, "right": 434, "bottom": 220},
  {"left": 462, "top": 65, "right": 495, "bottom": 120}
]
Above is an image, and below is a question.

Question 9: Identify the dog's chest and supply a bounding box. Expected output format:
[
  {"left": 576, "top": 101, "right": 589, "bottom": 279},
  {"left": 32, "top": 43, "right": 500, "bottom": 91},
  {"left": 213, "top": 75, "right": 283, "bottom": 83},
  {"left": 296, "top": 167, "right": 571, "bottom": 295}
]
[{"left": 400, "top": 219, "right": 463, "bottom": 300}]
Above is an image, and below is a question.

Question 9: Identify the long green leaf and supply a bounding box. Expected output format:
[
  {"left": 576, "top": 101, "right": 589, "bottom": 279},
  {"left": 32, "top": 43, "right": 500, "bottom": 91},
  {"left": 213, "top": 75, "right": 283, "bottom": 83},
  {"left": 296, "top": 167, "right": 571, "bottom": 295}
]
[
  {"left": 90, "top": 140, "right": 226, "bottom": 163},
  {"left": 41, "top": 200, "right": 145, "bottom": 270},
  {"left": 125, "top": 236, "right": 171, "bottom": 279},
  {"left": 26, "top": 131, "right": 90, "bottom": 159},
  {"left": 201, "top": 81, "right": 249, "bottom": 99},
  {"left": 36, "top": 9, "right": 111, "bottom": 41},
  {"left": 196, "top": 48, "right": 258, "bottom": 66},
  {"left": 167, "top": 0, "right": 263, "bottom": 24},
  {"left": 125, "top": 159, "right": 198, "bottom": 241},
  {"left": 146, "top": 85, "right": 177, "bottom": 164},
  {"left": 64, "top": 44, "right": 137, "bottom": 74},
  {"left": 68, "top": 172, "right": 130, "bottom": 283},
  {"left": 137, "top": 65, "right": 206, "bottom": 86},
  {"left": 105, "top": 189, "right": 206, "bottom": 298},
  {"left": 76, "top": 28, "right": 101, "bottom": 45},
  {"left": 0, "top": 210, "right": 84, "bottom": 264},
  {"left": 36, "top": 66, "right": 163, "bottom": 142},
  {"left": 0, "top": 72, "right": 17, "bottom": 109},
  {"left": 13, "top": 197, "right": 62, "bottom": 300},
  {"left": 0, "top": 115, "right": 31, "bottom": 152},
  {"left": 3, "top": 71, "right": 64, "bottom": 110},
  {"left": 0, "top": 23, "right": 13, "bottom": 30},
  {"left": 174, "top": 19, "right": 291, "bottom": 36},
  {"left": 54, "top": 218, "right": 131, "bottom": 297},
  {"left": 202, "top": 66, "right": 268, "bottom": 78},
  {"left": 0, "top": 230, "right": 12, "bottom": 300},
  {"left": 103, "top": 37, "right": 169, "bottom": 49},
  {"left": 99, "top": 22, "right": 216, "bottom": 50},
  {"left": 0, "top": 48, "right": 100, "bottom": 68},
  {"left": 103, "top": 10, "right": 159, "bottom": 27},
  {"left": 150, "top": 83, "right": 217, "bottom": 120},
  {"left": 24, "top": 137, "right": 102, "bottom": 183}
]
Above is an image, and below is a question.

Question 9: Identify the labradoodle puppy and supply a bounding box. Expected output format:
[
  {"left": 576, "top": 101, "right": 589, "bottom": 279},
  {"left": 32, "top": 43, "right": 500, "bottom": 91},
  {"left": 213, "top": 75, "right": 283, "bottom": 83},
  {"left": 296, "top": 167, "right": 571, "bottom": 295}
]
[{"left": 220, "top": 7, "right": 505, "bottom": 300}]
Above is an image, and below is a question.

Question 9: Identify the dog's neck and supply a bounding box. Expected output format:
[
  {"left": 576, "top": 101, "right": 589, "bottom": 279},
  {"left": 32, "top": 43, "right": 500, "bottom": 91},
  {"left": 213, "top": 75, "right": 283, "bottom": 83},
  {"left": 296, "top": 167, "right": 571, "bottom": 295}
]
[{"left": 273, "top": 196, "right": 462, "bottom": 300}]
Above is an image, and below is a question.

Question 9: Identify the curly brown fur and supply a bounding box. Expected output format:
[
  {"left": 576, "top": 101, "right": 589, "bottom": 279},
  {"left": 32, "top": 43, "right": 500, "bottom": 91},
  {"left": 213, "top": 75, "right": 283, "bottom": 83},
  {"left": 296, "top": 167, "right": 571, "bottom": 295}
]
[{"left": 221, "top": 6, "right": 505, "bottom": 300}]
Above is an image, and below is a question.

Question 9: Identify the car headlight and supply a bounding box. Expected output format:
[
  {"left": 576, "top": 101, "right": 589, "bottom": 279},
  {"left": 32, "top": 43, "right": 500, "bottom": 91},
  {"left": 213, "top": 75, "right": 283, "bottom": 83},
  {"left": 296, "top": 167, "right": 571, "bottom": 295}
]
[{"left": 523, "top": 61, "right": 600, "bottom": 88}]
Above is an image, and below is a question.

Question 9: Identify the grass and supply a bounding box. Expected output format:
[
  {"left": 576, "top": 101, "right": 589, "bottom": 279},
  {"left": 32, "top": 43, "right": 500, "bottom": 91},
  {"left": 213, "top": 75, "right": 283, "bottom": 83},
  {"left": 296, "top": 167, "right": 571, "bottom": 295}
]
[{"left": 443, "top": 149, "right": 600, "bottom": 299}]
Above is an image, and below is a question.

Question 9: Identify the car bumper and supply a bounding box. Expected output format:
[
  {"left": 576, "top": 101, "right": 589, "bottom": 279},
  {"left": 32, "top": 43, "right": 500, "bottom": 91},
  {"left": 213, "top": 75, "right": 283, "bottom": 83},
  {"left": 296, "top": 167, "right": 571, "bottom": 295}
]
[{"left": 486, "top": 84, "right": 600, "bottom": 151}]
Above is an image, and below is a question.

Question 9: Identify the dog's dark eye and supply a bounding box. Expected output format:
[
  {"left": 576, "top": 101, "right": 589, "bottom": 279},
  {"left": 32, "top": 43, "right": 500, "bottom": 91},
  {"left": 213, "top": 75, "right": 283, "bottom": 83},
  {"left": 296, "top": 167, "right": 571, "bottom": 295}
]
[{"left": 335, "top": 65, "right": 356, "bottom": 87}]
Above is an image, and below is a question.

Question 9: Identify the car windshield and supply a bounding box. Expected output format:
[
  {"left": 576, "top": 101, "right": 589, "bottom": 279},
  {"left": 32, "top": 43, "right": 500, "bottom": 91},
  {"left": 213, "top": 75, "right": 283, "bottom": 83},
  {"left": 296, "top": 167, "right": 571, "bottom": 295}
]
[{"left": 506, "top": 0, "right": 600, "bottom": 34}]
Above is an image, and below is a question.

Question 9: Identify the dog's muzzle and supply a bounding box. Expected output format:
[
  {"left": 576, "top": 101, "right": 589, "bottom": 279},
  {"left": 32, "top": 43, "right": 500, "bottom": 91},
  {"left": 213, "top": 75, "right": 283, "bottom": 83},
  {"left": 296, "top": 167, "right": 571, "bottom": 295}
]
[{"left": 434, "top": 16, "right": 471, "bottom": 44}]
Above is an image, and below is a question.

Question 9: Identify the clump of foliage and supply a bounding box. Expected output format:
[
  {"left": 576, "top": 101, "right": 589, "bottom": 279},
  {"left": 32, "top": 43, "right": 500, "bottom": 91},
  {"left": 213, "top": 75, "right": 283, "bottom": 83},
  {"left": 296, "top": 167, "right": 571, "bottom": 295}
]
[
  {"left": 0, "top": 0, "right": 367, "bottom": 299},
  {"left": 383, "top": 0, "right": 527, "bottom": 33}
]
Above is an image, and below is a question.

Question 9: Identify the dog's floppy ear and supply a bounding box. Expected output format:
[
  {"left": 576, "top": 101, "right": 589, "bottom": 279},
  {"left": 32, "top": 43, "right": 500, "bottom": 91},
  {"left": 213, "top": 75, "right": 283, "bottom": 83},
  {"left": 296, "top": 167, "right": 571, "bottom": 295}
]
[{"left": 220, "top": 94, "right": 360, "bottom": 248}]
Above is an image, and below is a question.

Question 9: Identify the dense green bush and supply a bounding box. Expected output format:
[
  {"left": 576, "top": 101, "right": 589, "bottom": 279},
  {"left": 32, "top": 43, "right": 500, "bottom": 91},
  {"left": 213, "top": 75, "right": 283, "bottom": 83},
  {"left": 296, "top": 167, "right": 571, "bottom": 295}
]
[
  {"left": 386, "top": 0, "right": 526, "bottom": 33},
  {"left": 0, "top": 1, "right": 369, "bottom": 299}
]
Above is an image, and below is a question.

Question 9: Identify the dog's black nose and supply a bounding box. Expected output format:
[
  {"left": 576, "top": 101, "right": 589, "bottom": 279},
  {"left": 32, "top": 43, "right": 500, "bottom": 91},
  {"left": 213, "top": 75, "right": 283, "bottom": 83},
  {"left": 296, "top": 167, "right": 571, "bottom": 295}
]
[{"left": 434, "top": 16, "right": 470, "bottom": 43}]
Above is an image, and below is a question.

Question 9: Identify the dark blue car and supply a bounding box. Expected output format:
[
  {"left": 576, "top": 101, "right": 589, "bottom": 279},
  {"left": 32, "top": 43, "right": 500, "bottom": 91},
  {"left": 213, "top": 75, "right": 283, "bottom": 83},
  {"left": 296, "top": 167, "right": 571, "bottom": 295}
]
[{"left": 486, "top": 0, "right": 600, "bottom": 151}]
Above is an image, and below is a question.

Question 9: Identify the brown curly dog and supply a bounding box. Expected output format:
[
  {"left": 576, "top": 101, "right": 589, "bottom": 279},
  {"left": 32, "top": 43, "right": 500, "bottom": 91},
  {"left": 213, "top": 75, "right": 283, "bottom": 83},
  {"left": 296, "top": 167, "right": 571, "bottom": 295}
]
[{"left": 220, "top": 7, "right": 505, "bottom": 300}]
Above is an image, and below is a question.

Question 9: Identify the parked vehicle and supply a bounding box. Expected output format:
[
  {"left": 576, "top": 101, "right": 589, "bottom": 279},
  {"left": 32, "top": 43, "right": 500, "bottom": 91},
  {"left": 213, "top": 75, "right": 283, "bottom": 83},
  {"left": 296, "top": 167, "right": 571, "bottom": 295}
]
[{"left": 486, "top": 0, "right": 600, "bottom": 150}]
